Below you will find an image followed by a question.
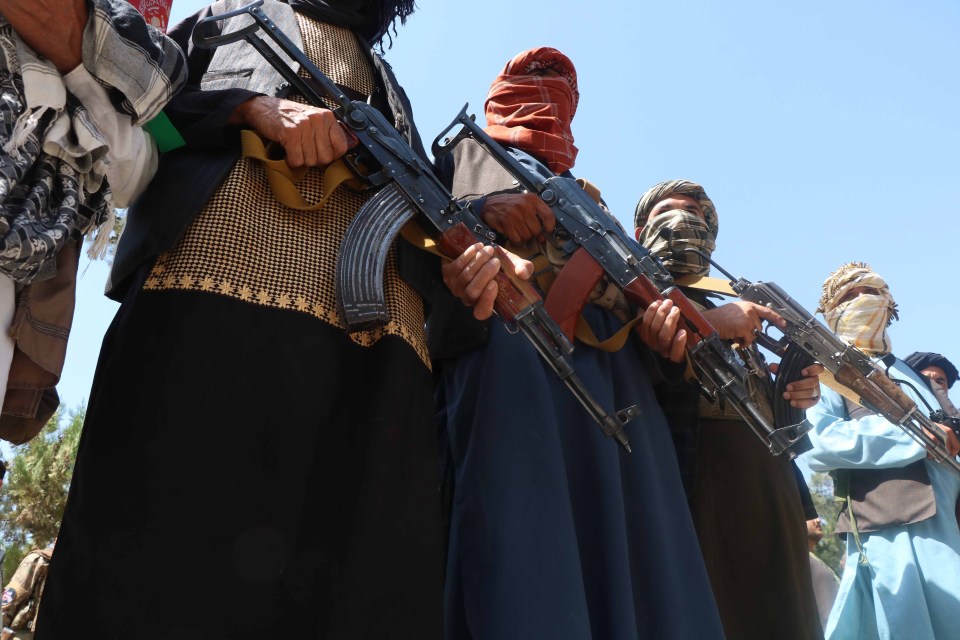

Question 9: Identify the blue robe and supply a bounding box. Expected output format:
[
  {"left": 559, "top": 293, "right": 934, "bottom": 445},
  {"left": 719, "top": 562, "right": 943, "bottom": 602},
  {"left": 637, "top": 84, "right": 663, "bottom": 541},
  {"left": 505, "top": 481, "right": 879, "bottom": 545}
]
[
  {"left": 803, "top": 358, "right": 960, "bottom": 640},
  {"left": 439, "top": 305, "right": 725, "bottom": 639}
]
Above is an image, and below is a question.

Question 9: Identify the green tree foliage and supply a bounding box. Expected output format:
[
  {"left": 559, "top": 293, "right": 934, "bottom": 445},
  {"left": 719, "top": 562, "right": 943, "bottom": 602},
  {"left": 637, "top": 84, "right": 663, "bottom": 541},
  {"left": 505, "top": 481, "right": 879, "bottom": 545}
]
[
  {"left": 0, "top": 408, "right": 83, "bottom": 581},
  {"left": 1, "top": 540, "right": 27, "bottom": 588},
  {"left": 809, "top": 471, "right": 845, "bottom": 575}
]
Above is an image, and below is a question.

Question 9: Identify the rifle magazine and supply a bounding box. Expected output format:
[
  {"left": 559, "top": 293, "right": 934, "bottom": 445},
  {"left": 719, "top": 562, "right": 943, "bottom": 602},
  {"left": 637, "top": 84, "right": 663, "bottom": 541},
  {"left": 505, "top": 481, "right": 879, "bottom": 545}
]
[{"left": 336, "top": 183, "right": 416, "bottom": 331}]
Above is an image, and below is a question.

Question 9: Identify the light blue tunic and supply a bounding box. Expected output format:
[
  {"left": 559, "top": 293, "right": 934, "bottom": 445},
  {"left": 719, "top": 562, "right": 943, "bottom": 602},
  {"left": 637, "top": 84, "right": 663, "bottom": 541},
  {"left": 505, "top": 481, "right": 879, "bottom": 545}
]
[{"left": 803, "top": 358, "right": 960, "bottom": 640}]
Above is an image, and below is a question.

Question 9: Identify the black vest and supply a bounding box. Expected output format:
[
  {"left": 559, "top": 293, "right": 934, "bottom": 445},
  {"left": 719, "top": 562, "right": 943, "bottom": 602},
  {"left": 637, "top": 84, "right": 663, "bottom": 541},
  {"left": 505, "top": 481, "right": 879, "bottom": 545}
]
[{"left": 833, "top": 392, "right": 936, "bottom": 535}]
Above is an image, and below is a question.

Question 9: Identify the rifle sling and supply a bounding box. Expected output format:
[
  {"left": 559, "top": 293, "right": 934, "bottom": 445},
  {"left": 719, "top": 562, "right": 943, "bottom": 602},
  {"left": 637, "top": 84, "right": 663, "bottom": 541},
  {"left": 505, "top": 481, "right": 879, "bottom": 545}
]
[
  {"left": 242, "top": 129, "right": 451, "bottom": 312},
  {"left": 543, "top": 248, "right": 601, "bottom": 342},
  {"left": 240, "top": 129, "right": 364, "bottom": 211},
  {"left": 673, "top": 274, "right": 738, "bottom": 297}
]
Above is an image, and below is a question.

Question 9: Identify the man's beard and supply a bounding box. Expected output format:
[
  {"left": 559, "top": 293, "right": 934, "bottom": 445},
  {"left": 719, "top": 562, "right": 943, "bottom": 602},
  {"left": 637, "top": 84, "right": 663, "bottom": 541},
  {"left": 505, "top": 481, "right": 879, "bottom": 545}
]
[{"left": 288, "top": 0, "right": 415, "bottom": 46}]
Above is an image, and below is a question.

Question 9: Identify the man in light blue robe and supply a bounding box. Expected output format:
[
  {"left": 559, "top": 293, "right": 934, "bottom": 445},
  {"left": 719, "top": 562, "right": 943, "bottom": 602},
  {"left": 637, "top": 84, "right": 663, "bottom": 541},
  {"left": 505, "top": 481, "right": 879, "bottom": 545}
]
[{"left": 803, "top": 262, "right": 960, "bottom": 640}]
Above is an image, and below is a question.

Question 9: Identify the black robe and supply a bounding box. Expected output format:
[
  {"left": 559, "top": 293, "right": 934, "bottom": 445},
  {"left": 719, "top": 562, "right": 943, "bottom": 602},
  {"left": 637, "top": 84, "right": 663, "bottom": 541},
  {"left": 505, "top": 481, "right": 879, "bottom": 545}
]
[{"left": 35, "top": 5, "right": 443, "bottom": 638}]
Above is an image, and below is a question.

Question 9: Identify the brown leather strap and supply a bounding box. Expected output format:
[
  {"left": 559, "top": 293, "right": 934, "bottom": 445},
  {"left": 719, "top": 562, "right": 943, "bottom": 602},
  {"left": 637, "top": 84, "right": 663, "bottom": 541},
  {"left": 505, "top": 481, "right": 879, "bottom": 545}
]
[
  {"left": 543, "top": 247, "right": 604, "bottom": 343},
  {"left": 403, "top": 174, "right": 636, "bottom": 352},
  {"left": 544, "top": 177, "right": 639, "bottom": 350}
]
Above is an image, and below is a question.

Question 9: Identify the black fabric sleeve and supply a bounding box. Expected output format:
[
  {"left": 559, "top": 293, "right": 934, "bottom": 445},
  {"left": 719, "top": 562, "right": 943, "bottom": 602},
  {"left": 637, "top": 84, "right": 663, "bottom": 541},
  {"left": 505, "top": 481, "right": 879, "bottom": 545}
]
[{"left": 163, "top": 8, "right": 263, "bottom": 149}]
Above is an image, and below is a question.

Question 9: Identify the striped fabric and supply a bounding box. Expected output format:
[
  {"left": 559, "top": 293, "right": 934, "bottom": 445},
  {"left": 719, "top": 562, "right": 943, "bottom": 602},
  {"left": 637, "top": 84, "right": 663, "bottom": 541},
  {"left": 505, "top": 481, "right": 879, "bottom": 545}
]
[
  {"left": 635, "top": 209, "right": 715, "bottom": 277},
  {"left": 484, "top": 47, "right": 579, "bottom": 174},
  {"left": 84, "top": 0, "right": 186, "bottom": 125},
  {"left": 0, "top": 0, "right": 184, "bottom": 283}
]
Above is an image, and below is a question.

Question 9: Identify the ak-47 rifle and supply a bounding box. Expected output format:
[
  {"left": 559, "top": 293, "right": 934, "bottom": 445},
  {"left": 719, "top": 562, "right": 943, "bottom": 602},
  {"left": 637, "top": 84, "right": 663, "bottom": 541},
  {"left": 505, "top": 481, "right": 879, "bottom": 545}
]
[
  {"left": 703, "top": 265, "right": 960, "bottom": 479},
  {"left": 191, "top": 0, "right": 638, "bottom": 450},
  {"left": 423, "top": 107, "right": 811, "bottom": 459}
]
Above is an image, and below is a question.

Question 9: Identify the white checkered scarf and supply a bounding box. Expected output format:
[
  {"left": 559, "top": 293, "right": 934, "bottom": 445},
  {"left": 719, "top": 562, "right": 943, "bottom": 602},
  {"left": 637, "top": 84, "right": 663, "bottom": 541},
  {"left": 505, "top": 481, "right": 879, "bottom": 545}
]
[
  {"left": 819, "top": 262, "right": 899, "bottom": 356},
  {"left": 0, "top": 0, "right": 185, "bottom": 283}
]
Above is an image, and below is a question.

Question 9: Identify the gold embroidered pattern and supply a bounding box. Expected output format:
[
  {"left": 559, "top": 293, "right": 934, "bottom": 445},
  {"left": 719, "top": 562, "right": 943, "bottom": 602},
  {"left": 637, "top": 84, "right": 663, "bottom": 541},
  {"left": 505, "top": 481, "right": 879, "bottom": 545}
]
[{"left": 144, "top": 18, "right": 429, "bottom": 368}]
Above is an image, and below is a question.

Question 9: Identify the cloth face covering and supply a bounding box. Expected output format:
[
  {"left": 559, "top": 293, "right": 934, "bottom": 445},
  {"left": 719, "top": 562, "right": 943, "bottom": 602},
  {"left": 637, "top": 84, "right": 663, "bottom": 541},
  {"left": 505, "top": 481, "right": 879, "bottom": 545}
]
[
  {"left": 819, "top": 263, "right": 898, "bottom": 356},
  {"left": 822, "top": 292, "right": 896, "bottom": 356},
  {"left": 634, "top": 179, "right": 719, "bottom": 238},
  {"left": 484, "top": 47, "right": 579, "bottom": 174},
  {"left": 636, "top": 209, "right": 716, "bottom": 277}
]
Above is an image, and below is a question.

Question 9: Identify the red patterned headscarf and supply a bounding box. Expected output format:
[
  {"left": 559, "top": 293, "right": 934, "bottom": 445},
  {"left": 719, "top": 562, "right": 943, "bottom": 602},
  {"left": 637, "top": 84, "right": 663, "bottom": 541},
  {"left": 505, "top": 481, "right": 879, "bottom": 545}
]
[{"left": 484, "top": 47, "right": 579, "bottom": 174}]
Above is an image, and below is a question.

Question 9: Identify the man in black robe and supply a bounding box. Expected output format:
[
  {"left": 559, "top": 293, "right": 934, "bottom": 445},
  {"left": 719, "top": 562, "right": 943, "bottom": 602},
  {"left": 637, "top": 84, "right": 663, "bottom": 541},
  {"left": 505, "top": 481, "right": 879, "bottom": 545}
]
[{"left": 35, "top": 1, "right": 459, "bottom": 637}]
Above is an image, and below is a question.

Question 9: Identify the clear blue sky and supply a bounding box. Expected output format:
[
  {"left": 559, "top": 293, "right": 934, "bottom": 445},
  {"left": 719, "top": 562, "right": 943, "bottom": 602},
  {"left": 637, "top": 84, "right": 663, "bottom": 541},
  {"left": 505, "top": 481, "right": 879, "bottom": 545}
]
[{"left": 47, "top": 1, "right": 960, "bottom": 468}]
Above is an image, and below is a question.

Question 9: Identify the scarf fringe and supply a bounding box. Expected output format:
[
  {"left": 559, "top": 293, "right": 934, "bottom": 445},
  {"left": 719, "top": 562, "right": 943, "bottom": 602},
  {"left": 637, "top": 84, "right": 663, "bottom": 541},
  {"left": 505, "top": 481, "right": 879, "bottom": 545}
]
[
  {"left": 85, "top": 201, "right": 117, "bottom": 262},
  {"left": 2, "top": 106, "right": 50, "bottom": 161}
]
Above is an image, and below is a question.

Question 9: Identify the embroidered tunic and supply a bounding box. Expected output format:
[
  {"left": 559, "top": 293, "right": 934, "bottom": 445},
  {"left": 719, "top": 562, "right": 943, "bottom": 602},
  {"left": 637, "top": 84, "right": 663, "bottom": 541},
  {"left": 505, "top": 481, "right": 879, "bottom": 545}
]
[{"left": 145, "top": 17, "right": 429, "bottom": 367}]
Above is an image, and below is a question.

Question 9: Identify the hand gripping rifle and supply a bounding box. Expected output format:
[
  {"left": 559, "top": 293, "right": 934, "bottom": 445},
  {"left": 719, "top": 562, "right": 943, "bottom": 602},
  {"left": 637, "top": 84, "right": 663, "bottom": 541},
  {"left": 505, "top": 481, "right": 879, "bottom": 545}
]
[
  {"left": 428, "top": 107, "right": 810, "bottom": 459},
  {"left": 191, "top": 1, "right": 637, "bottom": 450},
  {"left": 702, "top": 262, "right": 960, "bottom": 478}
]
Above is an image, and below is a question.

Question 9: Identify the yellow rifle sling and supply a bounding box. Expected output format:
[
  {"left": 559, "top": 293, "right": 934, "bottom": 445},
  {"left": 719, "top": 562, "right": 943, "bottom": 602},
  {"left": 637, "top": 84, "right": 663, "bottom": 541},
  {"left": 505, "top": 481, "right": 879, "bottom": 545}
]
[
  {"left": 240, "top": 129, "right": 363, "bottom": 211},
  {"left": 673, "top": 274, "right": 739, "bottom": 297}
]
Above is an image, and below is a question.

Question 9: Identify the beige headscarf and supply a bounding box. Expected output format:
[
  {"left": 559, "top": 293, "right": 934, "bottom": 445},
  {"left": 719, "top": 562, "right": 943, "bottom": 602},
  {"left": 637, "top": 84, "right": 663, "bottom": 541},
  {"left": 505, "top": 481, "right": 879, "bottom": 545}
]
[{"left": 818, "top": 262, "right": 899, "bottom": 356}]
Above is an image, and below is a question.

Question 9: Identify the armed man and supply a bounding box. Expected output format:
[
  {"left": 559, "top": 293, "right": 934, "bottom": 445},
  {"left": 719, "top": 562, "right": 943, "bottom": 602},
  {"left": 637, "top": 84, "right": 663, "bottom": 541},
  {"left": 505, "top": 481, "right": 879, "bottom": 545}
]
[
  {"left": 803, "top": 262, "right": 960, "bottom": 640},
  {"left": 2, "top": 541, "right": 55, "bottom": 640},
  {"left": 432, "top": 49, "right": 725, "bottom": 639},
  {"left": 906, "top": 351, "right": 960, "bottom": 392},
  {"left": 34, "top": 0, "right": 530, "bottom": 636},
  {"left": 633, "top": 179, "right": 824, "bottom": 640}
]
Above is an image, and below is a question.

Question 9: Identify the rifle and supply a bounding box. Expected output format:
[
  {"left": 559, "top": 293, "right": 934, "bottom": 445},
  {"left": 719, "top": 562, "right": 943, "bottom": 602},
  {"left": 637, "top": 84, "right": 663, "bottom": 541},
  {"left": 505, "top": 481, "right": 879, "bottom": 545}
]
[
  {"left": 191, "top": 0, "right": 637, "bottom": 450},
  {"left": 427, "top": 107, "right": 811, "bottom": 459},
  {"left": 928, "top": 381, "right": 960, "bottom": 434},
  {"left": 709, "top": 269, "right": 960, "bottom": 479}
]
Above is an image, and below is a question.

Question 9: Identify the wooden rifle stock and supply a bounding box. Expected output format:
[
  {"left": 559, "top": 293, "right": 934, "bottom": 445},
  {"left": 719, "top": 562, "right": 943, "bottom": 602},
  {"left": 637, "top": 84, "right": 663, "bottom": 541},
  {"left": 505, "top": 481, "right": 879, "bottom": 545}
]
[
  {"left": 834, "top": 364, "right": 913, "bottom": 424},
  {"left": 623, "top": 277, "right": 712, "bottom": 347},
  {"left": 734, "top": 277, "right": 960, "bottom": 475}
]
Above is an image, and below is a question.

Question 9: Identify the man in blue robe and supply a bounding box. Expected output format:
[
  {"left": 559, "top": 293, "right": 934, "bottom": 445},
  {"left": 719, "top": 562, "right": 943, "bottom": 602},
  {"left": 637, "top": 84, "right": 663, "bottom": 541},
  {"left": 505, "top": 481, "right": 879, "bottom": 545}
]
[{"left": 803, "top": 262, "right": 960, "bottom": 640}]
